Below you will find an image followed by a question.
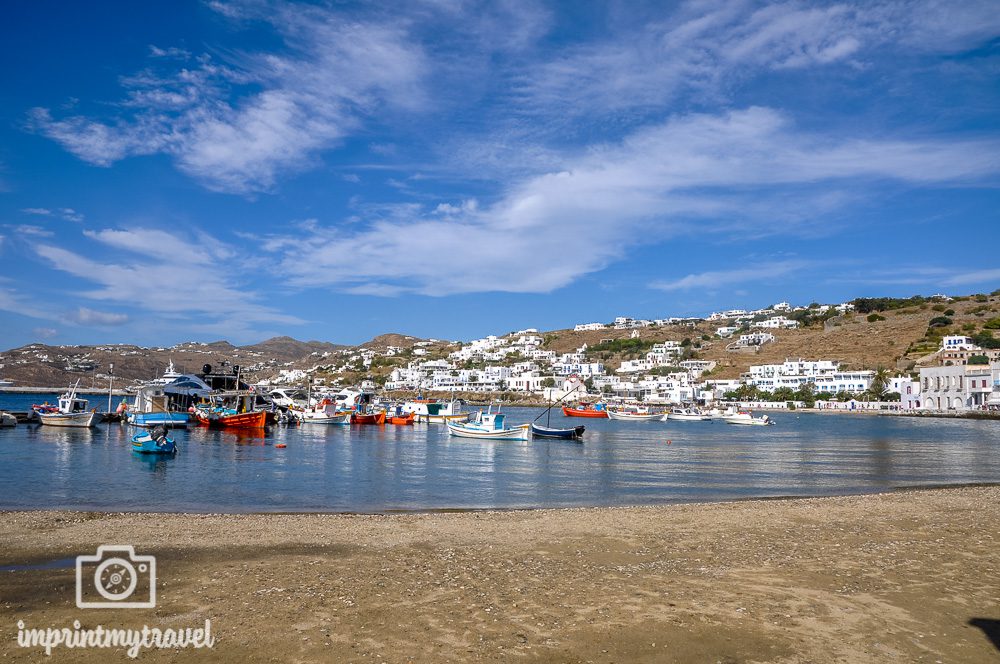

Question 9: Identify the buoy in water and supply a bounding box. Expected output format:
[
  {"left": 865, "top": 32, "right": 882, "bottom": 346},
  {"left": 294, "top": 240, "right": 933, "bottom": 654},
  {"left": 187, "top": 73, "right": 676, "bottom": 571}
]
[
  {"left": 275, "top": 443, "right": 287, "bottom": 449},
  {"left": 666, "top": 440, "right": 672, "bottom": 445}
]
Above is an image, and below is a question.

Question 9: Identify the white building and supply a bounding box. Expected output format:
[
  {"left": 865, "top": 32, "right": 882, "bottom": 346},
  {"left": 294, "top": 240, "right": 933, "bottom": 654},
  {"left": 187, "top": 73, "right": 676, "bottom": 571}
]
[
  {"left": 574, "top": 322, "right": 606, "bottom": 331},
  {"left": 919, "top": 363, "right": 997, "bottom": 411},
  {"left": 752, "top": 316, "right": 799, "bottom": 329},
  {"left": 745, "top": 359, "right": 873, "bottom": 394}
]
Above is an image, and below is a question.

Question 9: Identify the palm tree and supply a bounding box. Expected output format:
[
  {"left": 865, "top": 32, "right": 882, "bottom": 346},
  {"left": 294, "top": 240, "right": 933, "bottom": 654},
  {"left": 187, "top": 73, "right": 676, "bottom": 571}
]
[{"left": 865, "top": 367, "right": 891, "bottom": 401}]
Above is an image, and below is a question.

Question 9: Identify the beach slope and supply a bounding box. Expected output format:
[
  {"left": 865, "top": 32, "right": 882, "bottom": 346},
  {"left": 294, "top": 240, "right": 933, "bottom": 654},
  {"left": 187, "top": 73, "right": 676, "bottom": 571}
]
[{"left": 1, "top": 486, "right": 998, "bottom": 662}]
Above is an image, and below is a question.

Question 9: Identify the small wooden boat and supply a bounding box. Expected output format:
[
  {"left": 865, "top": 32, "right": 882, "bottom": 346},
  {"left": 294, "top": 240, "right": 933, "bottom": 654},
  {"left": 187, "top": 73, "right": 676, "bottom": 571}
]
[
  {"left": 194, "top": 408, "right": 269, "bottom": 428},
  {"left": 531, "top": 423, "right": 585, "bottom": 440},
  {"left": 404, "top": 399, "right": 467, "bottom": 423},
  {"left": 387, "top": 412, "right": 415, "bottom": 425},
  {"left": 131, "top": 427, "right": 177, "bottom": 455},
  {"left": 127, "top": 411, "right": 190, "bottom": 428},
  {"left": 607, "top": 408, "right": 661, "bottom": 421},
  {"left": 664, "top": 407, "right": 710, "bottom": 422},
  {"left": 291, "top": 399, "right": 350, "bottom": 424},
  {"left": 562, "top": 403, "right": 609, "bottom": 418},
  {"left": 34, "top": 381, "right": 98, "bottom": 428},
  {"left": 447, "top": 408, "right": 529, "bottom": 441},
  {"left": 351, "top": 410, "right": 386, "bottom": 425}
]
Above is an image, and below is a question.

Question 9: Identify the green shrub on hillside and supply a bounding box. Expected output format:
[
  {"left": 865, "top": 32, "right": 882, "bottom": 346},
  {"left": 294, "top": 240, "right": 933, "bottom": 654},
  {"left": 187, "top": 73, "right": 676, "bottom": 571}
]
[{"left": 866, "top": 313, "right": 885, "bottom": 322}]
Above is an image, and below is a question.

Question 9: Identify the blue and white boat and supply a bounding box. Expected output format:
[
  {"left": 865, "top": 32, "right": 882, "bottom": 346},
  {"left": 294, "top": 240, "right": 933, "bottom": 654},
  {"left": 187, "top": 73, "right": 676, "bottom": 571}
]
[
  {"left": 446, "top": 407, "right": 530, "bottom": 441},
  {"left": 131, "top": 427, "right": 177, "bottom": 455}
]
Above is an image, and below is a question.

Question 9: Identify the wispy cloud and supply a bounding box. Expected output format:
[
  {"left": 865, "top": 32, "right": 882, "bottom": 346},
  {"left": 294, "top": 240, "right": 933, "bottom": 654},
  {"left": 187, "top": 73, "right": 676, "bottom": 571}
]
[
  {"left": 63, "top": 307, "right": 130, "bottom": 326},
  {"left": 21, "top": 207, "right": 84, "bottom": 222},
  {"left": 942, "top": 268, "right": 1000, "bottom": 287},
  {"left": 32, "top": 228, "right": 304, "bottom": 332},
  {"left": 269, "top": 107, "right": 1000, "bottom": 296},
  {"left": 30, "top": 6, "right": 430, "bottom": 194},
  {"left": 651, "top": 260, "right": 813, "bottom": 292},
  {"left": 33, "top": 327, "right": 58, "bottom": 339}
]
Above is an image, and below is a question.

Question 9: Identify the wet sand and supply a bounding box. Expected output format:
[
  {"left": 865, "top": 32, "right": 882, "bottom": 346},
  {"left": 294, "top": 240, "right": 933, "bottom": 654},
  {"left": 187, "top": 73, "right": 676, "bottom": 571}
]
[{"left": 1, "top": 486, "right": 998, "bottom": 662}]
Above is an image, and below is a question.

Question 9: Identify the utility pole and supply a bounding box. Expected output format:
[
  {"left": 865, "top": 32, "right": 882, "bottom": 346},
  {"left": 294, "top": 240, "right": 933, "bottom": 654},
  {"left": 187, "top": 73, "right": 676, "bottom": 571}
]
[{"left": 107, "top": 363, "right": 114, "bottom": 414}]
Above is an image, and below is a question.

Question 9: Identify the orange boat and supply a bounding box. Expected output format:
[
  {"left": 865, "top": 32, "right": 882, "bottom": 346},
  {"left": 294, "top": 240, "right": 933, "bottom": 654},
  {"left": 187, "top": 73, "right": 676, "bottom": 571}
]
[
  {"left": 386, "top": 412, "right": 415, "bottom": 425},
  {"left": 194, "top": 409, "right": 269, "bottom": 428},
  {"left": 351, "top": 410, "right": 386, "bottom": 425},
  {"left": 562, "top": 403, "right": 609, "bottom": 418}
]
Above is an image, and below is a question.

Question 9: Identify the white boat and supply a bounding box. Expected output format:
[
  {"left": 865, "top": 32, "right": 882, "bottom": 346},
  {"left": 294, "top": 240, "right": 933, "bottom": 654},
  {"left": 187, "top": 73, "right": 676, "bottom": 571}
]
[
  {"left": 0, "top": 411, "right": 16, "bottom": 427},
  {"left": 446, "top": 408, "right": 529, "bottom": 441},
  {"left": 607, "top": 408, "right": 662, "bottom": 421},
  {"left": 0, "top": 378, "right": 13, "bottom": 388},
  {"left": 724, "top": 411, "right": 774, "bottom": 426},
  {"left": 34, "top": 381, "right": 98, "bottom": 428},
  {"left": 404, "top": 398, "right": 468, "bottom": 423},
  {"left": 664, "top": 407, "right": 710, "bottom": 422},
  {"left": 268, "top": 387, "right": 313, "bottom": 409},
  {"left": 291, "top": 399, "right": 350, "bottom": 424}
]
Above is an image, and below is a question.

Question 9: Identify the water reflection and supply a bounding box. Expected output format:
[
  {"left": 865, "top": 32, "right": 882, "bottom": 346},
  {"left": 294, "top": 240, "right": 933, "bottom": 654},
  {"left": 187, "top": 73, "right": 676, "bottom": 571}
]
[{"left": 0, "top": 409, "right": 998, "bottom": 512}]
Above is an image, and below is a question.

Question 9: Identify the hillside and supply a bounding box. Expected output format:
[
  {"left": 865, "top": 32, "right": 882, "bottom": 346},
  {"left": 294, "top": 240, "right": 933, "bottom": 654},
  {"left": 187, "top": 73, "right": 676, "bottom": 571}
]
[{"left": 1, "top": 291, "right": 997, "bottom": 388}]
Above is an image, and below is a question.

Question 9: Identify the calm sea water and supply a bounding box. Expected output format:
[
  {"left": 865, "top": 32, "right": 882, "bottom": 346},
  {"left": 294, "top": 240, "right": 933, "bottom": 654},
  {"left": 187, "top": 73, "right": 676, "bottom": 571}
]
[{"left": 1, "top": 393, "right": 998, "bottom": 512}]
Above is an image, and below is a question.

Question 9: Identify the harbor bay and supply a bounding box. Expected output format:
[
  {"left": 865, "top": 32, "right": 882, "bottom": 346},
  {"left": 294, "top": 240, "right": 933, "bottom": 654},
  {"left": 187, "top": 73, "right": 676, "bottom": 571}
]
[{"left": 1, "top": 397, "right": 997, "bottom": 512}]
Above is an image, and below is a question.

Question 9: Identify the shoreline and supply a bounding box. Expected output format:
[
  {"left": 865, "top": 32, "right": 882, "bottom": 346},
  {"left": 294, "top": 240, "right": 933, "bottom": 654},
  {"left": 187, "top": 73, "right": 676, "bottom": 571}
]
[
  {"left": 2, "top": 486, "right": 998, "bottom": 662},
  {"left": 3, "top": 480, "right": 999, "bottom": 517}
]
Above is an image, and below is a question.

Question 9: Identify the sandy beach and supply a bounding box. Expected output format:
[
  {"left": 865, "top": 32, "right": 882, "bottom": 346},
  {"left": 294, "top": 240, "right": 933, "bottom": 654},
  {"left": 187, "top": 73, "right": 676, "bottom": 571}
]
[{"left": 1, "top": 486, "right": 998, "bottom": 662}]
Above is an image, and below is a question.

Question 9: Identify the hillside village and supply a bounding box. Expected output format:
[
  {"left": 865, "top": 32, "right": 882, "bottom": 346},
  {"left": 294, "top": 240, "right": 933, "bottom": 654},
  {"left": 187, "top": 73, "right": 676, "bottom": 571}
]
[{"left": 4, "top": 291, "right": 998, "bottom": 413}]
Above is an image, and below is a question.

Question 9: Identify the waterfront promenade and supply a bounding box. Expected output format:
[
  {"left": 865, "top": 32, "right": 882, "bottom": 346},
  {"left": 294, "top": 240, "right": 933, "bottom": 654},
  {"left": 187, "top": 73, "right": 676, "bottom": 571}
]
[{"left": 2, "top": 486, "right": 997, "bottom": 662}]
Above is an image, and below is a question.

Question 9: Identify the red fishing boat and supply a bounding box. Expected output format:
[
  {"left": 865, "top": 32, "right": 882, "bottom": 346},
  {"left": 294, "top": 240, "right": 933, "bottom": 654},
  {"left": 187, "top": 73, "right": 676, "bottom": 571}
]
[
  {"left": 386, "top": 412, "right": 415, "bottom": 425},
  {"left": 562, "top": 403, "right": 609, "bottom": 418},
  {"left": 350, "top": 410, "right": 386, "bottom": 425},
  {"left": 193, "top": 408, "right": 268, "bottom": 428}
]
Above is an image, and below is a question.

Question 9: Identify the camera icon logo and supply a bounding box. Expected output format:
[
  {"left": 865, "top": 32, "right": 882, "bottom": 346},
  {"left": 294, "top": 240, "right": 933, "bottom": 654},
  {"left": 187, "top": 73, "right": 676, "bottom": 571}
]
[{"left": 75, "top": 545, "right": 156, "bottom": 609}]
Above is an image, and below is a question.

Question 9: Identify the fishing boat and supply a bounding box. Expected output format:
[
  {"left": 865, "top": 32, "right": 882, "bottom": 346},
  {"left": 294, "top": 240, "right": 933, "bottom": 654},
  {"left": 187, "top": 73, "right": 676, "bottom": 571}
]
[
  {"left": 403, "top": 398, "right": 468, "bottom": 423},
  {"left": 664, "top": 407, "right": 710, "bottom": 422},
  {"left": 607, "top": 408, "right": 662, "bottom": 421},
  {"left": 351, "top": 409, "right": 386, "bottom": 425},
  {"left": 131, "top": 426, "right": 177, "bottom": 455},
  {"left": 0, "top": 411, "right": 16, "bottom": 427},
  {"left": 531, "top": 422, "right": 585, "bottom": 439},
  {"left": 292, "top": 399, "right": 351, "bottom": 424},
  {"left": 385, "top": 406, "right": 416, "bottom": 425},
  {"left": 447, "top": 407, "right": 530, "bottom": 441},
  {"left": 562, "top": 403, "right": 609, "bottom": 418},
  {"left": 34, "top": 381, "right": 98, "bottom": 428},
  {"left": 194, "top": 408, "right": 269, "bottom": 428}
]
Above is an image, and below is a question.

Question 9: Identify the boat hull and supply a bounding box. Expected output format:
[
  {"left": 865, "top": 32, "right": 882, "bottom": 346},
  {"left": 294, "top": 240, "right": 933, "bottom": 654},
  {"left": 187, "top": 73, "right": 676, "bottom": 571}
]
[
  {"left": 414, "top": 412, "right": 469, "bottom": 424},
  {"left": 351, "top": 411, "right": 386, "bottom": 425},
  {"left": 127, "top": 412, "right": 189, "bottom": 428},
  {"left": 531, "top": 423, "right": 584, "bottom": 440},
  {"left": 447, "top": 421, "right": 530, "bottom": 441},
  {"left": 0, "top": 412, "right": 16, "bottom": 428},
  {"left": 37, "top": 411, "right": 98, "bottom": 428},
  {"left": 387, "top": 413, "right": 415, "bottom": 425},
  {"left": 562, "top": 406, "right": 608, "bottom": 418},
  {"left": 131, "top": 432, "right": 177, "bottom": 455},
  {"left": 195, "top": 410, "right": 269, "bottom": 428},
  {"left": 298, "top": 413, "right": 351, "bottom": 424},
  {"left": 607, "top": 410, "right": 661, "bottom": 421}
]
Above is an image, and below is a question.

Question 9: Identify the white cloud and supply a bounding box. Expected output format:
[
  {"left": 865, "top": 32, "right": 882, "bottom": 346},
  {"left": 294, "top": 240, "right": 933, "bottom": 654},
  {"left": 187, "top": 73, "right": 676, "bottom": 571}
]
[
  {"left": 33, "top": 327, "right": 58, "bottom": 339},
  {"left": 33, "top": 228, "right": 304, "bottom": 327},
  {"left": 64, "top": 307, "right": 130, "bottom": 326},
  {"left": 269, "top": 107, "right": 999, "bottom": 296},
  {"left": 31, "top": 7, "right": 430, "bottom": 194},
  {"left": 21, "top": 207, "right": 52, "bottom": 216},
  {"left": 942, "top": 268, "right": 1000, "bottom": 287}
]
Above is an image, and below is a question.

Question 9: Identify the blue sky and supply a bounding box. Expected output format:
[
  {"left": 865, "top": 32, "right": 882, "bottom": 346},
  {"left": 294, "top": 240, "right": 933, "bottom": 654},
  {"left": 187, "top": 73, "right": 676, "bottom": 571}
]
[{"left": 1, "top": 0, "right": 998, "bottom": 348}]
